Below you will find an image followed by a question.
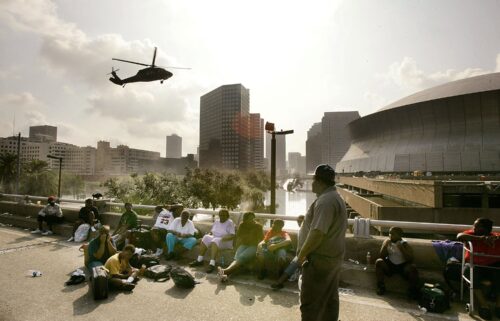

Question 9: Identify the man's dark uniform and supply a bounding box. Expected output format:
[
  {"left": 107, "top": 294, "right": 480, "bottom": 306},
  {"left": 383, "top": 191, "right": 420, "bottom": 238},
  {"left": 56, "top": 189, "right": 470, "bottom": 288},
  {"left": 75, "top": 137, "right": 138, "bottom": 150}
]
[{"left": 300, "top": 172, "right": 347, "bottom": 321}]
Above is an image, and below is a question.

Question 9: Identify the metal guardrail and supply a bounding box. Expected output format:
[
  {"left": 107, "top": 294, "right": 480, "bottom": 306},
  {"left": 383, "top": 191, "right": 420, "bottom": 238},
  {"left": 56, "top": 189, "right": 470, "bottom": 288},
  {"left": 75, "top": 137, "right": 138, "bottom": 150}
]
[{"left": 1, "top": 193, "right": 499, "bottom": 234}]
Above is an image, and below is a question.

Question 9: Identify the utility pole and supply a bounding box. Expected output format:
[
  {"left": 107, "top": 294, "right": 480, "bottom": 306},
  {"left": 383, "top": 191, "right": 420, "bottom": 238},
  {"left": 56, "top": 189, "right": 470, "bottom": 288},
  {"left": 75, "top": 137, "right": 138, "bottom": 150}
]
[
  {"left": 265, "top": 122, "right": 293, "bottom": 214},
  {"left": 15, "top": 132, "right": 21, "bottom": 194}
]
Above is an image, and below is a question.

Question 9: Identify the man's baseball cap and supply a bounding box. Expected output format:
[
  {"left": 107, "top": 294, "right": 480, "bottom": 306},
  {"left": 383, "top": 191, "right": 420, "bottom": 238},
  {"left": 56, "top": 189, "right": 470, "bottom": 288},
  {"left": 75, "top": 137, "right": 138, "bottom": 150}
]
[{"left": 314, "top": 164, "right": 336, "bottom": 183}]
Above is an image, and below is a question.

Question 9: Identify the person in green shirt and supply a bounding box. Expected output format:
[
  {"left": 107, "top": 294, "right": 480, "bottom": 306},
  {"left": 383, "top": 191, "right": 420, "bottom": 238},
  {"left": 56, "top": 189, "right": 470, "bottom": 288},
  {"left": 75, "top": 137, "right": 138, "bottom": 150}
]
[{"left": 111, "top": 203, "right": 138, "bottom": 249}]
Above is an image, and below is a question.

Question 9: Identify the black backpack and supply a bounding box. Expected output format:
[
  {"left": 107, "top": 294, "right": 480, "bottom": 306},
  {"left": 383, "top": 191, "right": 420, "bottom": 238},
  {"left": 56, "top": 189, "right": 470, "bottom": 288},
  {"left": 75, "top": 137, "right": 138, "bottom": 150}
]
[
  {"left": 170, "top": 266, "right": 197, "bottom": 288},
  {"left": 418, "top": 283, "right": 450, "bottom": 313},
  {"left": 130, "top": 253, "right": 160, "bottom": 269},
  {"left": 144, "top": 264, "right": 172, "bottom": 282}
]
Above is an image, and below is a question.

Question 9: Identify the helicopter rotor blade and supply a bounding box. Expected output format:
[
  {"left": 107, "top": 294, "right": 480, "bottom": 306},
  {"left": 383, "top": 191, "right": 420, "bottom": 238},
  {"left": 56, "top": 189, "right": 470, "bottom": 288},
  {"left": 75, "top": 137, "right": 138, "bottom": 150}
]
[
  {"left": 162, "top": 66, "right": 192, "bottom": 70},
  {"left": 152, "top": 47, "right": 157, "bottom": 67},
  {"left": 112, "top": 58, "right": 150, "bottom": 67}
]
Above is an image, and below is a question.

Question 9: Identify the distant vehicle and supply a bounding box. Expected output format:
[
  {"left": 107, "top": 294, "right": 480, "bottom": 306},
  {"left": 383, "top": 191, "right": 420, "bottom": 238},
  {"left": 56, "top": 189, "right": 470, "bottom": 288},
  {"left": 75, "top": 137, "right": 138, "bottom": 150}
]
[{"left": 109, "top": 47, "right": 190, "bottom": 87}]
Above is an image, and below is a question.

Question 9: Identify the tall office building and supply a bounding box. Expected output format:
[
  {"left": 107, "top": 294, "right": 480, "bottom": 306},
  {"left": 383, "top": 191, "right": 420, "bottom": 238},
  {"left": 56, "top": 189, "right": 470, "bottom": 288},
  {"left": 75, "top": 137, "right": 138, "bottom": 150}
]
[
  {"left": 321, "top": 112, "right": 360, "bottom": 168},
  {"left": 199, "top": 84, "right": 251, "bottom": 170},
  {"left": 249, "top": 113, "right": 264, "bottom": 170},
  {"left": 29, "top": 125, "right": 57, "bottom": 142},
  {"left": 306, "top": 122, "right": 322, "bottom": 174},
  {"left": 166, "top": 134, "right": 182, "bottom": 159},
  {"left": 266, "top": 133, "right": 286, "bottom": 175},
  {"left": 288, "top": 152, "right": 306, "bottom": 175}
]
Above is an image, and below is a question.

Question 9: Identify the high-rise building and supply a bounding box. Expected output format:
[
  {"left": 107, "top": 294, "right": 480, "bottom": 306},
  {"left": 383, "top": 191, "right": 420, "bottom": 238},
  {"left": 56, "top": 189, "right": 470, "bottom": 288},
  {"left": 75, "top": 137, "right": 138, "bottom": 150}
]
[
  {"left": 95, "top": 141, "right": 160, "bottom": 175},
  {"left": 266, "top": 133, "right": 286, "bottom": 175},
  {"left": 288, "top": 152, "right": 306, "bottom": 175},
  {"left": 199, "top": 84, "right": 251, "bottom": 170},
  {"left": 306, "top": 122, "right": 322, "bottom": 174},
  {"left": 29, "top": 125, "right": 57, "bottom": 142},
  {"left": 321, "top": 112, "right": 360, "bottom": 168},
  {"left": 166, "top": 134, "right": 182, "bottom": 159},
  {"left": 249, "top": 113, "right": 264, "bottom": 170}
]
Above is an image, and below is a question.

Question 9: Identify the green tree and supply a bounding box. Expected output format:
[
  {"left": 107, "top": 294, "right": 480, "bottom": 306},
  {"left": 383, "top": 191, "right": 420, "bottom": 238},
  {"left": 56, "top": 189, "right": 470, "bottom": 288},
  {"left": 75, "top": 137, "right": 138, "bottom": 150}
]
[
  {"left": 20, "top": 160, "right": 57, "bottom": 196},
  {"left": 0, "top": 153, "right": 18, "bottom": 193},
  {"left": 62, "top": 173, "right": 85, "bottom": 198}
]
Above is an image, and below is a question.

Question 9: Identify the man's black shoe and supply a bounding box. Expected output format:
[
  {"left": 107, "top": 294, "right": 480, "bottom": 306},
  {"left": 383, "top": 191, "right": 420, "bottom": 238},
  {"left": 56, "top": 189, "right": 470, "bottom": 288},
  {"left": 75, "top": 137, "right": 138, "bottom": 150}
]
[
  {"left": 271, "top": 283, "right": 284, "bottom": 290},
  {"left": 189, "top": 260, "right": 203, "bottom": 267},
  {"left": 206, "top": 265, "right": 216, "bottom": 274}
]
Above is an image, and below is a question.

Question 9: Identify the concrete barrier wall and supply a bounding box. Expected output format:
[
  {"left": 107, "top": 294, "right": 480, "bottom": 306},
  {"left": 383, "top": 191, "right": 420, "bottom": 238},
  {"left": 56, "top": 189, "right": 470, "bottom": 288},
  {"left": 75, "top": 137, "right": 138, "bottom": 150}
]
[{"left": 0, "top": 201, "right": 449, "bottom": 273}]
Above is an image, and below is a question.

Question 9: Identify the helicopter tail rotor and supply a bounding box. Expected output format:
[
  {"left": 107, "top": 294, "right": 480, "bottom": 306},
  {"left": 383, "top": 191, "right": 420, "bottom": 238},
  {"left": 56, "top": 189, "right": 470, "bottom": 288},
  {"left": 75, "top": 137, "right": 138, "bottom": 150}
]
[{"left": 106, "top": 67, "right": 120, "bottom": 75}]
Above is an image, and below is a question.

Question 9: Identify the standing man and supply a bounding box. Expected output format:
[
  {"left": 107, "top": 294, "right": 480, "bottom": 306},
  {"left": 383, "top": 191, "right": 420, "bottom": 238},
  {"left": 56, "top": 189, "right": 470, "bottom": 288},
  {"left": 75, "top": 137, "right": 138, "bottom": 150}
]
[{"left": 297, "top": 164, "right": 347, "bottom": 321}]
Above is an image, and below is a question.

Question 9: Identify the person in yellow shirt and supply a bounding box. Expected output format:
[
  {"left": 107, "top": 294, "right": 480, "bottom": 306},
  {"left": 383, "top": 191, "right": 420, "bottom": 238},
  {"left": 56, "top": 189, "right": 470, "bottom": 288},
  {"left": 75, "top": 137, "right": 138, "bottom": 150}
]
[{"left": 104, "top": 244, "right": 144, "bottom": 291}]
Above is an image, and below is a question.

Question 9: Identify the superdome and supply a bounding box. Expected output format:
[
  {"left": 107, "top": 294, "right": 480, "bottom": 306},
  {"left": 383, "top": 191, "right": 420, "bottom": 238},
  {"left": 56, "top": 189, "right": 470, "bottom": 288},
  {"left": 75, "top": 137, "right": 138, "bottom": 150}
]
[{"left": 336, "top": 72, "right": 500, "bottom": 173}]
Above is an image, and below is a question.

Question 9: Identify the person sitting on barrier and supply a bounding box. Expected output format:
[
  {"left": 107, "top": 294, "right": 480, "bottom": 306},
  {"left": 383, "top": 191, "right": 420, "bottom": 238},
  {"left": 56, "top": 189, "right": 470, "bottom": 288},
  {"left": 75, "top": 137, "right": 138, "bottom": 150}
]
[
  {"left": 271, "top": 215, "right": 305, "bottom": 290},
  {"left": 457, "top": 217, "right": 500, "bottom": 320},
  {"left": 189, "top": 209, "right": 235, "bottom": 273},
  {"left": 31, "top": 196, "right": 64, "bottom": 236},
  {"left": 165, "top": 210, "right": 197, "bottom": 260},
  {"left": 218, "top": 212, "right": 264, "bottom": 282},
  {"left": 82, "top": 225, "right": 117, "bottom": 269},
  {"left": 104, "top": 244, "right": 145, "bottom": 291},
  {"left": 150, "top": 206, "right": 174, "bottom": 257},
  {"left": 111, "top": 202, "right": 138, "bottom": 250},
  {"left": 68, "top": 199, "right": 100, "bottom": 242},
  {"left": 375, "top": 226, "right": 420, "bottom": 299},
  {"left": 256, "top": 219, "right": 292, "bottom": 280}
]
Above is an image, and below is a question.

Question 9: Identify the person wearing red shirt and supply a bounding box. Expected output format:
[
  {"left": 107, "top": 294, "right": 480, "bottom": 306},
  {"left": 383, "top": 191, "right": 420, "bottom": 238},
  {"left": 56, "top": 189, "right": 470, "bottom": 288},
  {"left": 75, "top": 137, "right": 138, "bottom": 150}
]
[
  {"left": 457, "top": 218, "right": 500, "bottom": 320},
  {"left": 256, "top": 219, "right": 292, "bottom": 280}
]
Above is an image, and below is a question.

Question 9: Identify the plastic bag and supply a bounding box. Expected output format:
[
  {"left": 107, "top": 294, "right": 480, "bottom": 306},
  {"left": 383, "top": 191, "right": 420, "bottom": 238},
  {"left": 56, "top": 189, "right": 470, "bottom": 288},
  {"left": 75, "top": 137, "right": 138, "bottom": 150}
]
[{"left": 74, "top": 223, "right": 91, "bottom": 242}]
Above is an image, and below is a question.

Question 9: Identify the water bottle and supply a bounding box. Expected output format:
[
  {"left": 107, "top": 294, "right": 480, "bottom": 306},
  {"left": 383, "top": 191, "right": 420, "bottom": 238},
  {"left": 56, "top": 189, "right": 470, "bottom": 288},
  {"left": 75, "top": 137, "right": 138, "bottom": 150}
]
[
  {"left": 27, "top": 270, "right": 42, "bottom": 277},
  {"left": 366, "top": 251, "right": 371, "bottom": 265},
  {"left": 220, "top": 256, "right": 225, "bottom": 268}
]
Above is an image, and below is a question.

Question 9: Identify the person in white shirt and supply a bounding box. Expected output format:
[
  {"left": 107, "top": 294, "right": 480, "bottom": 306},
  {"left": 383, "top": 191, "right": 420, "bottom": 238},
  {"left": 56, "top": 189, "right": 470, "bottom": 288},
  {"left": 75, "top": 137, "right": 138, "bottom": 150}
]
[
  {"left": 189, "top": 209, "right": 235, "bottom": 273},
  {"left": 150, "top": 206, "right": 174, "bottom": 256},
  {"left": 375, "top": 226, "right": 420, "bottom": 299},
  {"left": 165, "top": 210, "right": 197, "bottom": 260},
  {"left": 31, "top": 196, "right": 64, "bottom": 236}
]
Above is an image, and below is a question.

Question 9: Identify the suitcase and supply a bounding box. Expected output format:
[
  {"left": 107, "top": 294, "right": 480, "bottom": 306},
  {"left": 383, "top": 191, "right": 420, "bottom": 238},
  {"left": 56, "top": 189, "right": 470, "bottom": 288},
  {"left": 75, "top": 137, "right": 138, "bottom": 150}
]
[{"left": 91, "top": 266, "right": 109, "bottom": 300}]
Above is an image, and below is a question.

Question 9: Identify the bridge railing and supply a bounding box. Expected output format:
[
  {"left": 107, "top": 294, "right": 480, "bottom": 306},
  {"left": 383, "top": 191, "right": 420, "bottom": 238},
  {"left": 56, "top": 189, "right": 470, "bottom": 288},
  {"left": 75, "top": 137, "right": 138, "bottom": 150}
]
[{"left": 1, "top": 193, "right": 499, "bottom": 234}]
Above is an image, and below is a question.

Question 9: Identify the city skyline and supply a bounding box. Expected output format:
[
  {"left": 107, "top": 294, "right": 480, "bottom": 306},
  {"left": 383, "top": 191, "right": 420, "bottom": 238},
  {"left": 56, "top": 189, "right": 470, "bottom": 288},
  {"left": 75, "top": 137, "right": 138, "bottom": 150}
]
[{"left": 2, "top": 1, "right": 500, "bottom": 157}]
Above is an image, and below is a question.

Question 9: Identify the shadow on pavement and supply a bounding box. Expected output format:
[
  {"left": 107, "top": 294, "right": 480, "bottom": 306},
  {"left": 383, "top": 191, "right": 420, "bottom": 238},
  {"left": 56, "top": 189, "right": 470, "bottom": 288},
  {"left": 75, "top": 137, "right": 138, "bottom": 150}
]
[
  {"left": 165, "top": 284, "right": 194, "bottom": 299},
  {"left": 72, "top": 288, "right": 119, "bottom": 316}
]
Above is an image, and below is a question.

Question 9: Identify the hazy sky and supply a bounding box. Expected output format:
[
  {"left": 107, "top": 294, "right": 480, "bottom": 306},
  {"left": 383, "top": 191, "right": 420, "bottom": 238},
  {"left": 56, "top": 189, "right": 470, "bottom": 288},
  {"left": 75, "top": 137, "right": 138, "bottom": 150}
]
[{"left": 1, "top": 0, "right": 500, "bottom": 157}]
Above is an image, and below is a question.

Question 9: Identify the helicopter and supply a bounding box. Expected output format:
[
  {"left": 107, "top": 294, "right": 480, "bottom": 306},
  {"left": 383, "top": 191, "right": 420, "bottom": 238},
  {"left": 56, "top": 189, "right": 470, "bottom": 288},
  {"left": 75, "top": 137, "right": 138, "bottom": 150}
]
[{"left": 109, "top": 47, "right": 189, "bottom": 87}]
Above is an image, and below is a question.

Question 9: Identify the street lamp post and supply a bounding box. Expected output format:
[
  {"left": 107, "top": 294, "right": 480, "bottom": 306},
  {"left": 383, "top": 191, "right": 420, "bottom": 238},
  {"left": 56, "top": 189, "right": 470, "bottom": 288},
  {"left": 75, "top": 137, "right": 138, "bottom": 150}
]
[
  {"left": 47, "top": 155, "right": 63, "bottom": 199},
  {"left": 265, "top": 122, "right": 293, "bottom": 214}
]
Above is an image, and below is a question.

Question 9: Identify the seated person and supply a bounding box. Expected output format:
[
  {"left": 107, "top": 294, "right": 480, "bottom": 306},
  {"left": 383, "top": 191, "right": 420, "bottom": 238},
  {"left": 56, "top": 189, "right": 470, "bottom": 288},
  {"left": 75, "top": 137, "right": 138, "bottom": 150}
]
[
  {"left": 111, "top": 202, "right": 138, "bottom": 249},
  {"left": 31, "top": 196, "right": 64, "bottom": 236},
  {"left": 165, "top": 210, "right": 197, "bottom": 260},
  {"left": 83, "top": 225, "right": 117, "bottom": 269},
  {"left": 69, "top": 198, "right": 100, "bottom": 242},
  {"left": 271, "top": 215, "right": 305, "bottom": 290},
  {"left": 375, "top": 227, "right": 420, "bottom": 298},
  {"left": 151, "top": 205, "right": 174, "bottom": 256},
  {"left": 256, "top": 219, "right": 292, "bottom": 280},
  {"left": 104, "top": 244, "right": 145, "bottom": 291},
  {"left": 457, "top": 217, "right": 500, "bottom": 320},
  {"left": 218, "top": 212, "right": 264, "bottom": 282},
  {"left": 189, "top": 209, "right": 235, "bottom": 273}
]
